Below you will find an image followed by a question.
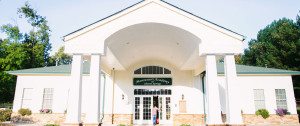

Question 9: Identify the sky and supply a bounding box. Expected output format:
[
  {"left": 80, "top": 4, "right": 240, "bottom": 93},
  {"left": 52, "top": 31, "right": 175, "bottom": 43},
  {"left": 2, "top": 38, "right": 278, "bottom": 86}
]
[{"left": 0, "top": 0, "right": 300, "bottom": 55}]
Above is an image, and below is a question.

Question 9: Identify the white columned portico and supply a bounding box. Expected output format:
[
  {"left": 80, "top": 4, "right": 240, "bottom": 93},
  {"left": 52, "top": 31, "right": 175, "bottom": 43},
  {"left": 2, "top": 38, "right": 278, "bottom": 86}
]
[
  {"left": 224, "top": 54, "right": 243, "bottom": 125},
  {"left": 65, "top": 54, "right": 83, "bottom": 124},
  {"left": 85, "top": 54, "right": 101, "bottom": 124},
  {"left": 205, "top": 54, "right": 223, "bottom": 125}
]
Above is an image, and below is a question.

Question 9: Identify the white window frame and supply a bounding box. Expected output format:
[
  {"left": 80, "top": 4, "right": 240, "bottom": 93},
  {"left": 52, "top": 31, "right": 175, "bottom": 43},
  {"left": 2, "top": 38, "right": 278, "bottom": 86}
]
[
  {"left": 253, "top": 89, "right": 266, "bottom": 111},
  {"left": 42, "top": 88, "right": 54, "bottom": 109},
  {"left": 275, "top": 89, "right": 288, "bottom": 110},
  {"left": 21, "top": 88, "right": 33, "bottom": 108}
]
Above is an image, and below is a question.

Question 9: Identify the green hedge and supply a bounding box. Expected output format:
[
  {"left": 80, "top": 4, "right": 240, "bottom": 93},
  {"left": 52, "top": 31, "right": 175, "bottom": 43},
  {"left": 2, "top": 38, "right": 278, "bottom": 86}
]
[
  {"left": 0, "top": 103, "right": 13, "bottom": 109},
  {"left": 0, "top": 109, "right": 12, "bottom": 122},
  {"left": 44, "top": 124, "right": 59, "bottom": 126},
  {"left": 180, "top": 124, "right": 191, "bottom": 126}
]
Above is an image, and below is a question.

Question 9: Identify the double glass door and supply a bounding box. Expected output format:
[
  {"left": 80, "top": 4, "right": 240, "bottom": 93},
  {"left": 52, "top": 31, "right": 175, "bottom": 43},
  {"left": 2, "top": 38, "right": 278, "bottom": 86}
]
[{"left": 134, "top": 96, "right": 171, "bottom": 125}]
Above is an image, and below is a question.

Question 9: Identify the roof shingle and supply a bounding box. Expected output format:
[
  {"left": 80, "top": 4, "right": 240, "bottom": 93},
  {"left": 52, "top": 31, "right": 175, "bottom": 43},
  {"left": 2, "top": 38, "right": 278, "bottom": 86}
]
[{"left": 7, "top": 62, "right": 300, "bottom": 75}]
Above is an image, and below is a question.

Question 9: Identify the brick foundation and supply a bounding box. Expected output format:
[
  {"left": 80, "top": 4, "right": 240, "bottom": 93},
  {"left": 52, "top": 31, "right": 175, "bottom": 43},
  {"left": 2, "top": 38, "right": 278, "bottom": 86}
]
[
  {"left": 173, "top": 114, "right": 205, "bottom": 126},
  {"left": 11, "top": 113, "right": 66, "bottom": 125},
  {"left": 242, "top": 114, "right": 299, "bottom": 125},
  {"left": 112, "top": 114, "right": 133, "bottom": 125},
  {"left": 10, "top": 113, "right": 300, "bottom": 125}
]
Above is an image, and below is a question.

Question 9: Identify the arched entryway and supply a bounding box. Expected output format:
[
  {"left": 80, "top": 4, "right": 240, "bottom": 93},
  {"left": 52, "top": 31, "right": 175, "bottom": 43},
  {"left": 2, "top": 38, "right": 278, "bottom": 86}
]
[{"left": 63, "top": 0, "right": 244, "bottom": 125}]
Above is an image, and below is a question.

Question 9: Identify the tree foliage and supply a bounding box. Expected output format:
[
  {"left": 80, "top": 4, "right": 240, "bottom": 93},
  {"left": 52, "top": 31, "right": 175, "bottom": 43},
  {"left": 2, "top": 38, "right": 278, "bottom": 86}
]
[
  {"left": 242, "top": 18, "right": 300, "bottom": 71},
  {"left": 241, "top": 13, "right": 300, "bottom": 99},
  {"left": 48, "top": 46, "right": 72, "bottom": 66},
  {"left": 0, "top": 2, "right": 51, "bottom": 103}
]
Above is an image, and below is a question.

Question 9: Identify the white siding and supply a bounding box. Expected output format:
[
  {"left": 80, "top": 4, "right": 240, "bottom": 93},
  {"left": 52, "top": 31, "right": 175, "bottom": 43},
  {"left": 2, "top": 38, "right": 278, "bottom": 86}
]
[{"left": 13, "top": 72, "right": 296, "bottom": 115}]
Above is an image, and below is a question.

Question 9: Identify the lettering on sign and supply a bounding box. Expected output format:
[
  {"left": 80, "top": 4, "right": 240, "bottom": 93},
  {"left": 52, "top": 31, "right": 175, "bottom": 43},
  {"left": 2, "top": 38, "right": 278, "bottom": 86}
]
[{"left": 133, "top": 78, "right": 172, "bottom": 86}]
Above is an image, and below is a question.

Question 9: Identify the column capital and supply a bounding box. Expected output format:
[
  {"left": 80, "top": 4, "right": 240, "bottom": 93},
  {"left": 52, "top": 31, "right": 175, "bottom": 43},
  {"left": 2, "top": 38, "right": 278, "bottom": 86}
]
[
  {"left": 90, "top": 53, "right": 102, "bottom": 56},
  {"left": 72, "top": 53, "right": 84, "bottom": 56},
  {"left": 200, "top": 53, "right": 237, "bottom": 57}
]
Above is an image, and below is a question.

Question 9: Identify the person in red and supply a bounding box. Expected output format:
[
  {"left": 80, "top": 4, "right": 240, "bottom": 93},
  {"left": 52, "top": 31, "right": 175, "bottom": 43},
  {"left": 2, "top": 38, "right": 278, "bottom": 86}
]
[{"left": 152, "top": 106, "right": 159, "bottom": 125}]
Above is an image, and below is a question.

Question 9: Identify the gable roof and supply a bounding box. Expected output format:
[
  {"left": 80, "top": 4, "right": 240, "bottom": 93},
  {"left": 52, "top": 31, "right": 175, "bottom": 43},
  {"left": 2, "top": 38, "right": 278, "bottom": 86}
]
[
  {"left": 217, "top": 63, "right": 300, "bottom": 75},
  {"left": 7, "top": 62, "right": 300, "bottom": 75},
  {"left": 63, "top": 0, "right": 245, "bottom": 41}
]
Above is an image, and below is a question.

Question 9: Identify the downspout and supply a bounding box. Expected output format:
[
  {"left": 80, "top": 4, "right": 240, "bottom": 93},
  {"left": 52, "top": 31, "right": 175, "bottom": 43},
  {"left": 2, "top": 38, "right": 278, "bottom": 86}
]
[
  {"left": 200, "top": 71, "right": 206, "bottom": 124},
  {"left": 111, "top": 68, "right": 115, "bottom": 124},
  {"left": 100, "top": 74, "right": 106, "bottom": 124}
]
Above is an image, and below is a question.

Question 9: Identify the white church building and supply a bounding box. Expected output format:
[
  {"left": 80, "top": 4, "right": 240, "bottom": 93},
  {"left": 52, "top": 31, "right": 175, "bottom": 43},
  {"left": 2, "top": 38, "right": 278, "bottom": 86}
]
[{"left": 8, "top": 0, "right": 300, "bottom": 126}]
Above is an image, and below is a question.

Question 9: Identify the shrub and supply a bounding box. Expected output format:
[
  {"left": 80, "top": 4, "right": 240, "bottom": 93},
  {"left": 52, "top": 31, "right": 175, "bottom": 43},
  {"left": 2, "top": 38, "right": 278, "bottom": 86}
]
[
  {"left": 39, "top": 109, "right": 52, "bottom": 114},
  {"left": 275, "top": 108, "right": 290, "bottom": 116},
  {"left": 18, "top": 108, "right": 32, "bottom": 116},
  {"left": 117, "top": 124, "right": 126, "bottom": 126},
  {"left": 180, "top": 124, "right": 191, "bottom": 126},
  {"left": 0, "top": 103, "right": 13, "bottom": 109},
  {"left": 255, "top": 109, "right": 270, "bottom": 119},
  {"left": 44, "top": 124, "right": 59, "bottom": 126},
  {"left": 0, "top": 109, "right": 12, "bottom": 122}
]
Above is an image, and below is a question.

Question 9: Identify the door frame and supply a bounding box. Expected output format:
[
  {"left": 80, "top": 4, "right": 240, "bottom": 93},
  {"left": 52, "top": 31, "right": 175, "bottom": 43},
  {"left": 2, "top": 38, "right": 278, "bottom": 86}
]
[{"left": 133, "top": 95, "right": 172, "bottom": 125}]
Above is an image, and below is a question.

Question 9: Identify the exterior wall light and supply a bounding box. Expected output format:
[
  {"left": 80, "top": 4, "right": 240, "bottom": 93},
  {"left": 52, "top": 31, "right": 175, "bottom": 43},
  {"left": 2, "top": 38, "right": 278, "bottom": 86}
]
[
  {"left": 122, "top": 94, "right": 125, "bottom": 100},
  {"left": 181, "top": 94, "right": 184, "bottom": 100}
]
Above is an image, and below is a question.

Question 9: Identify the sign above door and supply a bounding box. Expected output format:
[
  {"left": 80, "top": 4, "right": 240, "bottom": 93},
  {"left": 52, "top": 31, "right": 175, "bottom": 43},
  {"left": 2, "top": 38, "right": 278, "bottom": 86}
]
[{"left": 133, "top": 78, "right": 172, "bottom": 86}]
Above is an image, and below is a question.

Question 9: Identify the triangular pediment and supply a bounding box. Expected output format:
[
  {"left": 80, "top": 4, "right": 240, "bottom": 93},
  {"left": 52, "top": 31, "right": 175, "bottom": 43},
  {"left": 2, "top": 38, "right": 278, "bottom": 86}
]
[{"left": 64, "top": 0, "right": 244, "bottom": 41}]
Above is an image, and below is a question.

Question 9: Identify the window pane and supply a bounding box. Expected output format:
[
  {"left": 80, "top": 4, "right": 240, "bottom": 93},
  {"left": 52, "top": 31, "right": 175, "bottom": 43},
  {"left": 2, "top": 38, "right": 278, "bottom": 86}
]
[
  {"left": 136, "top": 66, "right": 171, "bottom": 75},
  {"left": 134, "top": 68, "right": 141, "bottom": 74},
  {"left": 142, "top": 67, "right": 146, "bottom": 74},
  {"left": 135, "top": 97, "right": 140, "bottom": 120},
  {"left": 22, "top": 88, "right": 33, "bottom": 99},
  {"left": 275, "top": 89, "right": 288, "bottom": 110},
  {"left": 253, "top": 89, "right": 265, "bottom": 111},
  {"left": 164, "top": 68, "right": 171, "bottom": 74},
  {"left": 153, "top": 66, "right": 158, "bottom": 74},
  {"left": 159, "top": 67, "right": 163, "bottom": 74},
  {"left": 166, "top": 97, "right": 171, "bottom": 120},
  {"left": 21, "top": 88, "right": 33, "bottom": 108},
  {"left": 143, "top": 97, "right": 151, "bottom": 120},
  {"left": 42, "top": 88, "right": 53, "bottom": 109}
]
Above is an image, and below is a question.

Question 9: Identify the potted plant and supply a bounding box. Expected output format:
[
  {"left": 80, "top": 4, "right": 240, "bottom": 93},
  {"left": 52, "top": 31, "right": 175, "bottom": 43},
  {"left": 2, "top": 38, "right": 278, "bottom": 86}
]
[
  {"left": 39, "top": 109, "right": 52, "bottom": 114},
  {"left": 275, "top": 108, "right": 290, "bottom": 116}
]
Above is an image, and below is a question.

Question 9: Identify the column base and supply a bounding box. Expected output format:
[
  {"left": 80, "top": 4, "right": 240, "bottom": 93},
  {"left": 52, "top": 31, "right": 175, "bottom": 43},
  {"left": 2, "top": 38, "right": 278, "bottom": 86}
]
[
  {"left": 207, "top": 124, "right": 226, "bottom": 126},
  {"left": 206, "top": 124, "right": 246, "bottom": 126},
  {"left": 62, "top": 123, "right": 83, "bottom": 126},
  {"left": 226, "top": 125, "right": 245, "bottom": 126},
  {"left": 83, "top": 123, "right": 101, "bottom": 126}
]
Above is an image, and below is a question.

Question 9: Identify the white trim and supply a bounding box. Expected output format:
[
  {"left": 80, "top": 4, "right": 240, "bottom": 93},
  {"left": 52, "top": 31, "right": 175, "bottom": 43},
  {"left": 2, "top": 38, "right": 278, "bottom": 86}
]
[{"left": 63, "top": 0, "right": 243, "bottom": 41}]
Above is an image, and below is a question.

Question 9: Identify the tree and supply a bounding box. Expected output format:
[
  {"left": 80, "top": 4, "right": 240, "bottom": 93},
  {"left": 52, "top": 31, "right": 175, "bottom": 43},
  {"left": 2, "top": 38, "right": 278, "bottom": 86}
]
[
  {"left": 241, "top": 16, "right": 300, "bottom": 100},
  {"left": 48, "top": 46, "right": 72, "bottom": 66},
  {"left": 18, "top": 2, "right": 52, "bottom": 67},
  {"left": 0, "top": 2, "right": 51, "bottom": 103},
  {"left": 297, "top": 11, "right": 300, "bottom": 27},
  {"left": 242, "top": 18, "right": 300, "bottom": 71}
]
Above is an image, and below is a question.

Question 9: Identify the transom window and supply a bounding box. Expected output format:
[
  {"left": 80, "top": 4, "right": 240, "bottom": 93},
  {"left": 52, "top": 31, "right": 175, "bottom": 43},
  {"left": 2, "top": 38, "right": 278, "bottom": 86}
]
[
  {"left": 134, "top": 89, "right": 172, "bottom": 95},
  {"left": 134, "top": 66, "right": 171, "bottom": 75}
]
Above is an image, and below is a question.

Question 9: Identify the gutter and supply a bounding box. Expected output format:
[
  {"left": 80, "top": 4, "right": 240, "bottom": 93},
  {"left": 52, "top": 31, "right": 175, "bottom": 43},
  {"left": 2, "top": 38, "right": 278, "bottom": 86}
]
[
  {"left": 100, "top": 74, "right": 106, "bottom": 124},
  {"left": 200, "top": 71, "right": 206, "bottom": 124},
  {"left": 111, "top": 68, "right": 115, "bottom": 124}
]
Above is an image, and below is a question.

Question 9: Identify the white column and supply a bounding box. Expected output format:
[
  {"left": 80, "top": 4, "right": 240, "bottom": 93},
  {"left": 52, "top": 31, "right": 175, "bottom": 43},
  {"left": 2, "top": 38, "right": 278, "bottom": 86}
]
[
  {"left": 85, "top": 54, "right": 101, "bottom": 124},
  {"left": 65, "top": 54, "right": 83, "bottom": 124},
  {"left": 205, "top": 55, "right": 223, "bottom": 125},
  {"left": 224, "top": 54, "right": 243, "bottom": 124}
]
